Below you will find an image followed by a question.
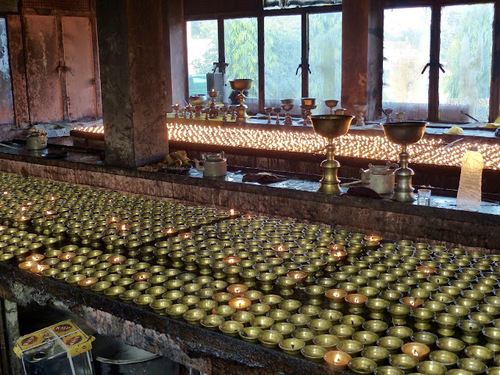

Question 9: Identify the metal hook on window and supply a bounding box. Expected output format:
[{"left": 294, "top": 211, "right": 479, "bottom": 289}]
[
  {"left": 296, "top": 63, "right": 311, "bottom": 75},
  {"left": 421, "top": 62, "right": 445, "bottom": 74}
]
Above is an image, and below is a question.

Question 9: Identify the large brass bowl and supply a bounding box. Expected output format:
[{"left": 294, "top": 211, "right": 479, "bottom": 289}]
[
  {"left": 229, "top": 79, "right": 253, "bottom": 91},
  {"left": 310, "top": 115, "right": 354, "bottom": 139},
  {"left": 382, "top": 121, "right": 428, "bottom": 145}
]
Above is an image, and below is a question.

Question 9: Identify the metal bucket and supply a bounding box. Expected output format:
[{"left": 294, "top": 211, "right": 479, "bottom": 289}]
[{"left": 92, "top": 336, "right": 180, "bottom": 375}]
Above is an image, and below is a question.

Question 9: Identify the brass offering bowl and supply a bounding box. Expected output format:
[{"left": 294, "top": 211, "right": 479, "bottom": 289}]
[
  {"left": 337, "top": 339, "right": 364, "bottom": 357},
  {"left": 352, "top": 331, "right": 379, "bottom": 346},
  {"left": 458, "top": 358, "right": 488, "bottom": 375},
  {"left": 271, "top": 322, "right": 296, "bottom": 337},
  {"left": 361, "top": 346, "right": 390, "bottom": 364},
  {"left": 310, "top": 115, "right": 355, "bottom": 194},
  {"left": 200, "top": 314, "right": 225, "bottom": 331},
  {"left": 374, "top": 366, "right": 404, "bottom": 375},
  {"left": 390, "top": 354, "right": 419, "bottom": 372},
  {"left": 219, "top": 320, "right": 244, "bottom": 338},
  {"left": 279, "top": 338, "right": 306, "bottom": 356},
  {"left": 302, "top": 345, "right": 328, "bottom": 362},
  {"left": 429, "top": 350, "right": 459, "bottom": 369},
  {"left": 183, "top": 308, "right": 207, "bottom": 325},
  {"left": 417, "top": 361, "right": 448, "bottom": 375},
  {"left": 377, "top": 336, "right": 404, "bottom": 354},
  {"left": 348, "top": 357, "right": 378, "bottom": 375},
  {"left": 464, "top": 345, "right": 494, "bottom": 362},
  {"left": 258, "top": 329, "right": 283, "bottom": 348},
  {"left": 238, "top": 326, "right": 262, "bottom": 342},
  {"left": 381, "top": 121, "right": 428, "bottom": 202},
  {"left": 437, "top": 337, "right": 466, "bottom": 353},
  {"left": 313, "top": 334, "right": 340, "bottom": 349}
]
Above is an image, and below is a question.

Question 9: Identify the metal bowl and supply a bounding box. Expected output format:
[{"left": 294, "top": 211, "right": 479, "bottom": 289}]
[
  {"left": 382, "top": 121, "right": 428, "bottom": 145},
  {"left": 310, "top": 115, "right": 354, "bottom": 139},
  {"left": 229, "top": 79, "right": 253, "bottom": 91}
]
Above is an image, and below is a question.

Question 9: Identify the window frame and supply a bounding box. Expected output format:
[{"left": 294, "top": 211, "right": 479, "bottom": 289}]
[
  {"left": 184, "top": 0, "right": 500, "bottom": 123},
  {"left": 185, "top": 4, "right": 342, "bottom": 114},
  {"left": 382, "top": 0, "right": 500, "bottom": 123}
]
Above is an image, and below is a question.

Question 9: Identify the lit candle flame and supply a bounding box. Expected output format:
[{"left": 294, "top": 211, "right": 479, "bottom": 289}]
[{"left": 333, "top": 352, "right": 341, "bottom": 364}]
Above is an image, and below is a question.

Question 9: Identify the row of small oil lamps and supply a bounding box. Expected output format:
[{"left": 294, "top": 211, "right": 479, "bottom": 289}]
[
  {"left": 3, "top": 174, "right": 500, "bottom": 371},
  {"left": 14, "top": 248, "right": 500, "bottom": 374}
]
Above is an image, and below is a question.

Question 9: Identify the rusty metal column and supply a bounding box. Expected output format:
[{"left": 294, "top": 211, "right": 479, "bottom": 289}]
[{"left": 97, "top": 0, "right": 168, "bottom": 168}]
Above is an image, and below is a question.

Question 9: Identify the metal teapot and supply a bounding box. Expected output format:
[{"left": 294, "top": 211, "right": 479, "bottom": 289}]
[
  {"left": 194, "top": 152, "right": 227, "bottom": 178},
  {"left": 360, "top": 163, "right": 398, "bottom": 195}
]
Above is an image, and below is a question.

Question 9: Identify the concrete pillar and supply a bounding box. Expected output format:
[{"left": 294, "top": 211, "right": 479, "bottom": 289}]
[
  {"left": 341, "top": 0, "right": 383, "bottom": 120},
  {"left": 163, "top": 1, "right": 188, "bottom": 109},
  {"left": 97, "top": 0, "right": 168, "bottom": 167}
]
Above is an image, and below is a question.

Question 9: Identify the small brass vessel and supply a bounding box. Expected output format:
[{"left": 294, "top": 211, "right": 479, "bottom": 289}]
[
  {"left": 292, "top": 327, "right": 316, "bottom": 343},
  {"left": 377, "top": 336, "right": 404, "bottom": 354},
  {"left": 271, "top": 322, "right": 296, "bottom": 337},
  {"left": 238, "top": 326, "right": 262, "bottom": 342},
  {"left": 387, "top": 326, "right": 413, "bottom": 341},
  {"left": 166, "top": 303, "right": 189, "bottom": 319},
  {"left": 374, "top": 366, "right": 404, "bottom": 375},
  {"left": 464, "top": 345, "right": 494, "bottom": 362},
  {"left": 183, "top": 308, "right": 206, "bottom": 325},
  {"left": 258, "top": 329, "right": 283, "bottom": 348},
  {"left": 268, "top": 308, "right": 290, "bottom": 322},
  {"left": 390, "top": 354, "right": 419, "bottom": 372},
  {"left": 200, "top": 314, "right": 225, "bottom": 330},
  {"left": 411, "top": 331, "right": 438, "bottom": 347},
  {"left": 313, "top": 334, "right": 339, "bottom": 349},
  {"left": 348, "top": 357, "right": 377, "bottom": 375},
  {"left": 429, "top": 350, "right": 459, "bottom": 368},
  {"left": 352, "top": 331, "right": 379, "bottom": 346},
  {"left": 330, "top": 324, "right": 356, "bottom": 339},
  {"left": 279, "top": 338, "right": 306, "bottom": 356},
  {"left": 363, "top": 320, "right": 388, "bottom": 334},
  {"left": 150, "top": 299, "right": 173, "bottom": 313},
  {"left": 437, "top": 337, "right": 466, "bottom": 353},
  {"left": 301, "top": 344, "right": 327, "bottom": 362},
  {"left": 458, "top": 358, "right": 488, "bottom": 375},
  {"left": 417, "top": 361, "right": 447, "bottom": 375},
  {"left": 251, "top": 315, "right": 275, "bottom": 329},
  {"left": 119, "top": 289, "right": 141, "bottom": 303},
  {"left": 337, "top": 339, "right": 364, "bottom": 357},
  {"left": 361, "top": 346, "right": 389, "bottom": 364}
]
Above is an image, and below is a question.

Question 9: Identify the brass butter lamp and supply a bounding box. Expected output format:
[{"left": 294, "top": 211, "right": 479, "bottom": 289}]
[
  {"left": 229, "top": 79, "right": 253, "bottom": 124},
  {"left": 381, "top": 121, "right": 428, "bottom": 202},
  {"left": 310, "top": 115, "right": 355, "bottom": 194}
]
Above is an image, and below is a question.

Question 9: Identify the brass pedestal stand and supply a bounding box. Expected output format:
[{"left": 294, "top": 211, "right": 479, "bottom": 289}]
[
  {"left": 229, "top": 79, "right": 253, "bottom": 124},
  {"left": 393, "top": 145, "right": 416, "bottom": 202},
  {"left": 382, "top": 122, "right": 428, "bottom": 203},
  {"left": 319, "top": 139, "right": 341, "bottom": 194}
]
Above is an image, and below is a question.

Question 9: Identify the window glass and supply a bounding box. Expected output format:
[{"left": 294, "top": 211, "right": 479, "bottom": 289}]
[
  {"left": 264, "top": 15, "right": 301, "bottom": 108},
  {"left": 309, "top": 12, "right": 342, "bottom": 114},
  {"left": 225, "top": 18, "right": 258, "bottom": 105},
  {"left": 187, "top": 20, "right": 218, "bottom": 97},
  {"left": 439, "top": 3, "right": 494, "bottom": 123},
  {"left": 0, "top": 18, "right": 13, "bottom": 124},
  {"left": 383, "top": 8, "right": 431, "bottom": 121}
]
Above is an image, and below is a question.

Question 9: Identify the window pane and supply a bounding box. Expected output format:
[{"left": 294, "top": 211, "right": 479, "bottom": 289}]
[
  {"left": 225, "top": 18, "right": 258, "bottom": 110},
  {"left": 187, "top": 20, "right": 218, "bottom": 96},
  {"left": 0, "top": 18, "right": 13, "bottom": 124},
  {"left": 383, "top": 8, "right": 431, "bottom": 121},
  {"left": 309, "top": 12, "right": 342, "bottom": 114},
  {"left": 264, "top": 0, "right": 341, "bottom": 10},
  {"left": 439, "top": 4, "right": 494, "bottom": 123},
  {"left": 264, "top": 15, "right": 301, "bottom": 108}
]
